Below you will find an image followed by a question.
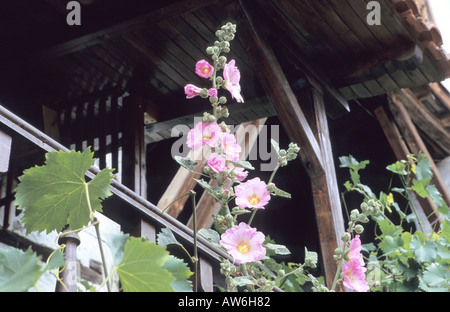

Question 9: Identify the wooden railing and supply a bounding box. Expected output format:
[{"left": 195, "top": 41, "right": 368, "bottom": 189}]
[{"left": 0, "top": 104, "right": 233, "bottom": 292}]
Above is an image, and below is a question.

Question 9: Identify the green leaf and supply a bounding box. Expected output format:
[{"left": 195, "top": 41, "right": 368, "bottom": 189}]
[
  {"left": 420, "top": 265, "right": 450, "bottom": 291},
  {"left": 116, "top": 237, "right": 175, "bottom": 292},
  {"left": 233, "top": 276, "right": 254, "bottom": 287},
  {"left": 386, "top": 161, "right": 407, "bottom": 175},
  {"left": 442, "top": 218, "right": 450, "bottom": 243},
  {"left": 174, "top": 156, "right": 199, "bottom": 172},
  {"left": 232, "top": 160, "right": 255, "bottom": 170},
  {"left": 0, "top": 247, "right": 43, "bottom": 292},
  {"left": 415, "top": 153, "right": 433, "bottom": 181},
  {"left": 162, "top": 256, "right": 193, "bottom": 292},
  {"left": 265, "top": 243, "right": 291, "bottom": 256},
  {"left": 410, "top": 235, "right": 437, "bottom": 263},
  {"left": 157, "top": 227, "right": 181, "bottom": 247},
  {"left": 304, "top": 247, "right": 318, "bottom": 269},
  {"left": 15, "top": 148, "right": 114, "bottom": 234},
  {"left": 411, "top": 178, "right": 429, "bottom": 198},
  {"left": 339, "top": 155, "right": 369, "bottom": 171},
  {"left": 427, "top": 185, "right": 449, "bottom": 215},
  {"left": 105, "top": 231, "right": 130, "bottom": 266},
  {"left": 198, "top": 228, "right": 220, "bottom": 244},
  {"left": 45, "top": 249, "right": 66, "bottom": 271},
  {"left": 269, "top": 184, "right": 291, "bottom": 199}
]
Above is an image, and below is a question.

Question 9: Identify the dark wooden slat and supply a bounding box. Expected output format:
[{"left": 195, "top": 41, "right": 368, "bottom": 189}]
[
  {"left": 239, "top": 0, "right": 324, "bottom": 179},
  {"left": 10, "top": 0, "right": 224, "bottom": 64}
]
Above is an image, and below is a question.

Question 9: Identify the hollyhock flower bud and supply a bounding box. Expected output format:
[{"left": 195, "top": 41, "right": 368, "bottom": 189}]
[
  {"left": 235, "top": 177, "right": 270, "bottom": 209},
  {"left": 207, "top": 88, "right": 218, "bottom": 99},
  {"left": 195, "top": 60, "right": 214, "bottom": 78},
  {"left": 223, "top": 60, "right": 244, "bottom": 103},
  {"left": 220, "top": 222, "right": 266, "bottom": 264},
  {"left": 184, "top": 84, "right": 203, "bottom": 99}
]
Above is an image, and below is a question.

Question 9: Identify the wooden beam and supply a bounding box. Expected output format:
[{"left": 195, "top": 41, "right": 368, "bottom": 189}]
[
  {"left": 238, "top": 0, "right": 324, "bottom": 179},
  {"left": 300, "top": 87, "right": 345, "bottom": 290},
  {"left": 0, "top": 130, "right": 12, "bottom": 173},
  {"left": 157, "top": 147, "right": 211, "bottom": 218},
  {"left": 395, "top": 89, "right": 450, "bottom": 155}
]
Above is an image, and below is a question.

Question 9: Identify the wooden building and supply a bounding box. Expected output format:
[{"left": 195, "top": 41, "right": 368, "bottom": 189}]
[{"left": 0, "top": 0, "right": 449, "bottom": 291}]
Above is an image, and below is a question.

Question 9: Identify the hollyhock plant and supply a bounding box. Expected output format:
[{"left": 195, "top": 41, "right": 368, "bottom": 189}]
[
  {"left": 347, "top": 235, "right": 365, "bottom": 267},
  {"left": 235, "top": 177, "right": 270, "bottom": 209},
  {"left": 207, "top": 153, "right": 226, "bottom": 173},
  {"left": 196, "top": 60, "right": 214, "bottom": 78},
  {"left": 207, "top": 88, "right": 218, "bottom": 99},
  {"left": 184, "top": 84, "right": 203, "bottom": 99},
  {"left": 342, "top": 260, "right": 369, "bottom": 292},
  {"left": 187, "top": 122, "right": 222, "bottom": 151},
  {"left": 223, "top": 59, "right": 244, "bottom": 103},
  {"left": 227, "top": 163, "right": 248, "bottom": 182},
  {"left": 221, "top": 132, "right": 241, "bottom": 161},
  {"left": 341, "top": 235, "right": 368, "bottom": 292},
  {"left": 220, "top": 222, "right": 266, "bottom": 264}
]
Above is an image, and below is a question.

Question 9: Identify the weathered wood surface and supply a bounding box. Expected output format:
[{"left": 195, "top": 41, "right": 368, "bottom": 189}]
[{"left": 0, "top": 130, "right": 12, "bottom": 173}]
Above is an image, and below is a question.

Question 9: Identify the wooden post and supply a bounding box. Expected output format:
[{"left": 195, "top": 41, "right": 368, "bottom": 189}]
[
  {"left": 55, "top": 232, "right": 80, "bottom": 292},
  {"left": 0, "top": 130, "right": 12, "bottom": 173},
  {"left": 239, "top": 1, "right": 345, "bottom": 288},
  {"left": 122, "top": 95, "right": 147, "bottom": 198},
  {"left": 299, "top": 87, "right": 345, "bottom": 289}
]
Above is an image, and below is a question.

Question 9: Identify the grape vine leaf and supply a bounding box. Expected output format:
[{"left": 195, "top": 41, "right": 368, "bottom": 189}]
[
  {"left": 0, "top": 247, "right": 64, "bottom": 292},
  {"left": 14, "top": 148, "right": 114, "bottom": 234},
  {"left": 116, "top": 237, "right": 176, "bottom": 292}
]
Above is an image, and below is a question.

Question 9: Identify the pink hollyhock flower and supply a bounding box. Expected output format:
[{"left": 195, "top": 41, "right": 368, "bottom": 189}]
[
  {"left": 223, "top": 60, "right": 244, "bottom": 103},
  {"left": 235, "top": 177, "right": 270, "bottom": 209},
  {"left": 207, "top": 88, "right": 218, "bottom": 99},
  {"left": 187, "top": 122, "right": 221, "bottom": 150},
  {"left": 221, "top": 133, "right": 241, "bottom": 161},
  {"left": 227, "top": 163, "right": 248, "bottom": 182},
  {"left": 196, "top": 60, "right": 214, "bottom": 78},
  {"left": 184, "top": 84, "right": 203, "bottom": 99},
  {"left": 342, "top": 260, "right": 369, "bottom": 292},
  {"left": 207, "top": 153, "right": 226, "bottom": 173},
  {"left": 348, "top": 235, "right": 365, "bottom": 267},
  {"left": 220, "top": 222, "right": 266, "bottom": 264}
]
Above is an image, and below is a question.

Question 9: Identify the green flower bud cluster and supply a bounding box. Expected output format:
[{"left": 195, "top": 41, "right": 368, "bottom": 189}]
[
  {"left": 202, "top": 112, "right": 217, "bottom": 123},
  {"left": 278, "top": 143, "right": 300, "bottom": 167},
  {"left": 360, "top": 199, "right": 381, "bottom": 216},
  {"left": 206, "top": 22, "right": 236, "bottom": 63},
  {"left": 214, "top": 213, "right": 235, "bottom": 232}
]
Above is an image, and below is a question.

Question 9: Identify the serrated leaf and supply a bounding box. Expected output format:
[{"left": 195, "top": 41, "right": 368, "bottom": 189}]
[
  {"left": 233, "top": 276, "right": 254, "bottom": 287},
  {"left": 198, "top": 228, "right": 220, "bottom": 244},
  {"left": 386, "top": 161, "right": 407, "bottom": 175},
  {"left": 415, "top": 153, "right": 433, "bottom": 181},
  {"left": 174, "top": 156, "right": 199, "bottom": 172},
  {"left": 163, "top": 256, "right": 193, "bottom": 292},
  {"left": 339, "top": 155, "right": 369, "bottom": 171},
  {"left": 15, "top": 148, "right": 114, "bottom": 234},
  {"left": 116, "top": 237, "right": 175, "bottom": 292},
  {"left": 265, "top": 243, "right": 291, "bottom": 256},
  {"left": 420, "top": 265, "right": 450, "bottom": 291},
  {"left": 410, "top": 236, "right": 437, "bottom": 263},
  {"left": 157, "top": 227, "right": 181, "bottom": 247},
  {"left": 411, "top": 178, "right": 429, "bottom": 198},
  {"left": 0, "top": 247, "right": 43, "bottom": 292},
  {"left": 104, "top": 231, "right": 130, "bottom": 266}
]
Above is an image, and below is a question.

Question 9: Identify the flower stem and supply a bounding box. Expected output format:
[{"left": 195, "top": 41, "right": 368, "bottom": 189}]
[
  {"left": 94, "top": 217, "right": 111, "bottom": 292},
  {"left": 190, "top": 190, "right": 198, "bottom": 292},
  {"left": 331, "top": 243, "right": 347, "bottom": 291}
]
